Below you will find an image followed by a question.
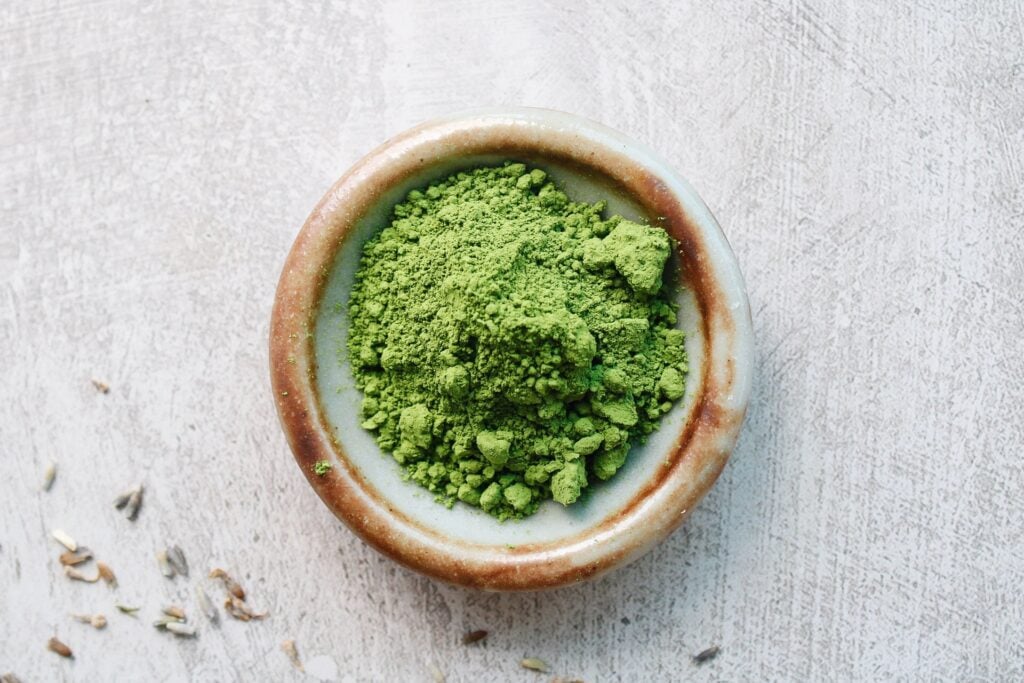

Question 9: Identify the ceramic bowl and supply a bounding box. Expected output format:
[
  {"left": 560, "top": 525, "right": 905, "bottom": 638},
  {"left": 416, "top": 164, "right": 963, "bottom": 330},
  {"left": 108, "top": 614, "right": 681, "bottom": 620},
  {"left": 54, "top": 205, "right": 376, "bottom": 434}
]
[{"left": 270, "top": 108, "right": 753, "bottom": 590}]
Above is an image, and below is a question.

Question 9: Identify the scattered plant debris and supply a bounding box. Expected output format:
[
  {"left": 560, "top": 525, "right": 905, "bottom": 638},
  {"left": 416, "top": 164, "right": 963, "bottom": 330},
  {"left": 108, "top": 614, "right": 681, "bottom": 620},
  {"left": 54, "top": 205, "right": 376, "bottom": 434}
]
[
  {"left": 462, "top": 629, "right": 488, "bottom": 645},
  {"left": 282, "top": 639, "right": 303, "bottom": 671},
  {"left": 42, "top": 463, "right": 57, "bottom": 491},
  {"left": 47, "top": 637, "right": 73, "bottom": 658},
  {"left": 693, "top": 645, "right": 721, "bottom": 664},
  {"left": 51, "top": 529, "right": 77, "bottom": 552},
  {"left": 520, "top": 658, "right": 549, "bottom": 673}
]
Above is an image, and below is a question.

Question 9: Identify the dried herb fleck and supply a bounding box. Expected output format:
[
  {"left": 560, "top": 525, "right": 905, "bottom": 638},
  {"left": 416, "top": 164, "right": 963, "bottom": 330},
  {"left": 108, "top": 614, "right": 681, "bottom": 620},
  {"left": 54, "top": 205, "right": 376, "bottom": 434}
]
[
  {"left": 64, "top": 566, "right": 100, "bottom": 583},
  {"left": 313, "top": 460, "right": 332, "bottom": 476},
  {"left": 209, "top": 568, "right": 245, "bottom": 600},
  {"left": 166, "top": 545, "right": 189, "bottom": 577},
  {"left": 59, "top": 549, "right": 93, "bottom": 566},
  {"left": 223, "top": 595, "right": 267, "bottom": 622},
  {"left": 155, "top": 618, "right": 196, "bottom": 637},
  {"left": 42, "top": 463, "right": 57, "bottom": 491},
  {"left": 51, "top": 529, "right": 77, "bottom": 552},
  {"left": 692, "top": 645, "right": 721, "bottom": 664},
  {"left": 156, "top": 550, "right": 176, "bottom": 578},
  {"left": 97, "top": 561, "right": 117, "bottom": 588},
  {"left": 113, "top": 488, "right": 132, "bottom": 509},
  {"left": 462, "top": 629, "right": 488, "bottom": 645},
  {"left": 163, "top": 605, "right": 187, "bottom": 620},
  {"left": 165, "top": 622, "right": 196, "bottom": 637},
  {"left": 114, "top": 484, "right": 144, "bottom": 520},
  {"left": 520, "top": 658, "right": 549, "bottom": 673},
  {"left": 71, "top": 613, "right": 107, "bottom": 629},
  {"left": 47, "top": 637, "right": 73, "bottom": 658},
  {"left": 125, "top": 486, "right": 144, "bottom": 521},
  {"left": 282, "top": 639, "right": 303, "bottom": 671},
  {"left": 209, "top": 567, "right": 265, "bottom": 621},
  {"left": 196, "top": 587, "right": 219, "bottom": 623}
]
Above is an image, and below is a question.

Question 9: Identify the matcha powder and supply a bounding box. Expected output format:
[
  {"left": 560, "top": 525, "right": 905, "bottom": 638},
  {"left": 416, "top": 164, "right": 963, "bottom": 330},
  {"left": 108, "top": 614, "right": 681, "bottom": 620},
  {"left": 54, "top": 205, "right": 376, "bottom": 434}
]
[{"left": 345, "top": 163, "right": 688, "bottom": 520}]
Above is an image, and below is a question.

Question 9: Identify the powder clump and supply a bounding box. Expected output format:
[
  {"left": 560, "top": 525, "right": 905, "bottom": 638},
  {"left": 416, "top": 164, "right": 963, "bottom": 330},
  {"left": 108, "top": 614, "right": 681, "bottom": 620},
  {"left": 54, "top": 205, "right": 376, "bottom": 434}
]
[{"left": 346, "top": 164, "right": 688, "bottom": 519}]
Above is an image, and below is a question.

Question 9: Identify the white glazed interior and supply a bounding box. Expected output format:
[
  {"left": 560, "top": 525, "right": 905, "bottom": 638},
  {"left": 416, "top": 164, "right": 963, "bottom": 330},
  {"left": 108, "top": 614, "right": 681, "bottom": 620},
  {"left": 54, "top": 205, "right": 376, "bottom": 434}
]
[{"left": 312, "top": 148, "right": 708, "bottom": 547}]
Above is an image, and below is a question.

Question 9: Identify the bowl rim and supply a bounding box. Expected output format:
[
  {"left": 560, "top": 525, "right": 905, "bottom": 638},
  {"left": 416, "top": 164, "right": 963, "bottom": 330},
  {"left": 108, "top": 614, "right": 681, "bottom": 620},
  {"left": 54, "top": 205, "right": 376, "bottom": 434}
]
[{"left": 270, "top": 107, "right": 753, "bottom": 590}]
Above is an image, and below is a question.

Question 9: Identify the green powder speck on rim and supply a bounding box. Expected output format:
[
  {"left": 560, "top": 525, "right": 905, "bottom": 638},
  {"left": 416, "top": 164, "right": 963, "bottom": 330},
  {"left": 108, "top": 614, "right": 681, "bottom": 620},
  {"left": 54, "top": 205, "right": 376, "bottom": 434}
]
[{"left": 345, "top": 163, "right": 688, "bottom": 520}]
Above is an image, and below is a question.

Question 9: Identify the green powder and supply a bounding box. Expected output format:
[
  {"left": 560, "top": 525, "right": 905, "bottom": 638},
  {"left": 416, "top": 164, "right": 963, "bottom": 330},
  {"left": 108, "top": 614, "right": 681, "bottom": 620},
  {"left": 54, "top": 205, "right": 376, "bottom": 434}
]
[{"left": 345, "top": 163, "right": 688, "bottom": 520}]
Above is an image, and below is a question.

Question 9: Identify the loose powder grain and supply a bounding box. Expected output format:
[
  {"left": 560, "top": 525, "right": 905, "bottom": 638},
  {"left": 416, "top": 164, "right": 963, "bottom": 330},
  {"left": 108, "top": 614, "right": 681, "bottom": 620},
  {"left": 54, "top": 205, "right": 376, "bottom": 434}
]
[{"left": 346, "top": 163, "right": 688, "bottom": 519}]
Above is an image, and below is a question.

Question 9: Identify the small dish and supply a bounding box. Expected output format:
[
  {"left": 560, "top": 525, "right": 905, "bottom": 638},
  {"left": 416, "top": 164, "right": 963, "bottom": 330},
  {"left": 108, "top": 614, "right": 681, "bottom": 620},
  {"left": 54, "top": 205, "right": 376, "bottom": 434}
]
[{"left": 270, "top": 107, "right": 753, "bottom": 590}]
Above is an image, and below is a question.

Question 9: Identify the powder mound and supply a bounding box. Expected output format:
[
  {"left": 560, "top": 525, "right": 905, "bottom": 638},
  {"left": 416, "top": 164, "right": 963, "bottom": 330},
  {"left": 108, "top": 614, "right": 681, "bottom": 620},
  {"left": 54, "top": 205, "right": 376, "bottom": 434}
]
[{"left": 346, "top": 163, "right": 688, "bottom": 520}]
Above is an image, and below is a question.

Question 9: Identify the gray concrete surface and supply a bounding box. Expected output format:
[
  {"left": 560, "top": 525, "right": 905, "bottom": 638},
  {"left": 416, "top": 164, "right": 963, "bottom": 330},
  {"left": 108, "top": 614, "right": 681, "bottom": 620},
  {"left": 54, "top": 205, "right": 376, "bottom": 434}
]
[{"left": 2, "top": 1, "right": 1022, "bottom": 681}]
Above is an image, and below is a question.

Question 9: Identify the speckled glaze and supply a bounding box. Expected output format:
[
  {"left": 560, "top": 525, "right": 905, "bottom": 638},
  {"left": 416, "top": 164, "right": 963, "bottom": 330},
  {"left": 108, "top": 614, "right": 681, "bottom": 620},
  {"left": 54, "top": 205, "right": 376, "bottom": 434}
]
[{"left": 270, "top": 108, "right": 753, "bottom": 590}]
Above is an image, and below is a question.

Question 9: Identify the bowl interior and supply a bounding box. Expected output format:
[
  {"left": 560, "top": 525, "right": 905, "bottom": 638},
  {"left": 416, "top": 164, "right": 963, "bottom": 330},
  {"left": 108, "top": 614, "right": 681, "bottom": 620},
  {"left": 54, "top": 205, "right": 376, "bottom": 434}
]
[{"left": 312, "top": 153, "right": 707, "bottom": 547}]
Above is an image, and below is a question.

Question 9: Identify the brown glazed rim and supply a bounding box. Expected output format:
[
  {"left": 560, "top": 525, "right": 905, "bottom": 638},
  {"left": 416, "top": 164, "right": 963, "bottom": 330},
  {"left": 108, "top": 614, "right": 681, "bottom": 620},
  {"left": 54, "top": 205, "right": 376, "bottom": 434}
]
[{"left": 270, "top": 108, "right": 753, "bottom": 590}]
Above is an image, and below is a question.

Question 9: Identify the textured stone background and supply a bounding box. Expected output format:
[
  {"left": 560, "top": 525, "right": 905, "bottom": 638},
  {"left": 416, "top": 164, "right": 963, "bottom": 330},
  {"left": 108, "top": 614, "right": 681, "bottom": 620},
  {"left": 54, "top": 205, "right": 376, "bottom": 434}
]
[{"left": 2, "top": 1, "right": 1022, "bottom": 681}]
